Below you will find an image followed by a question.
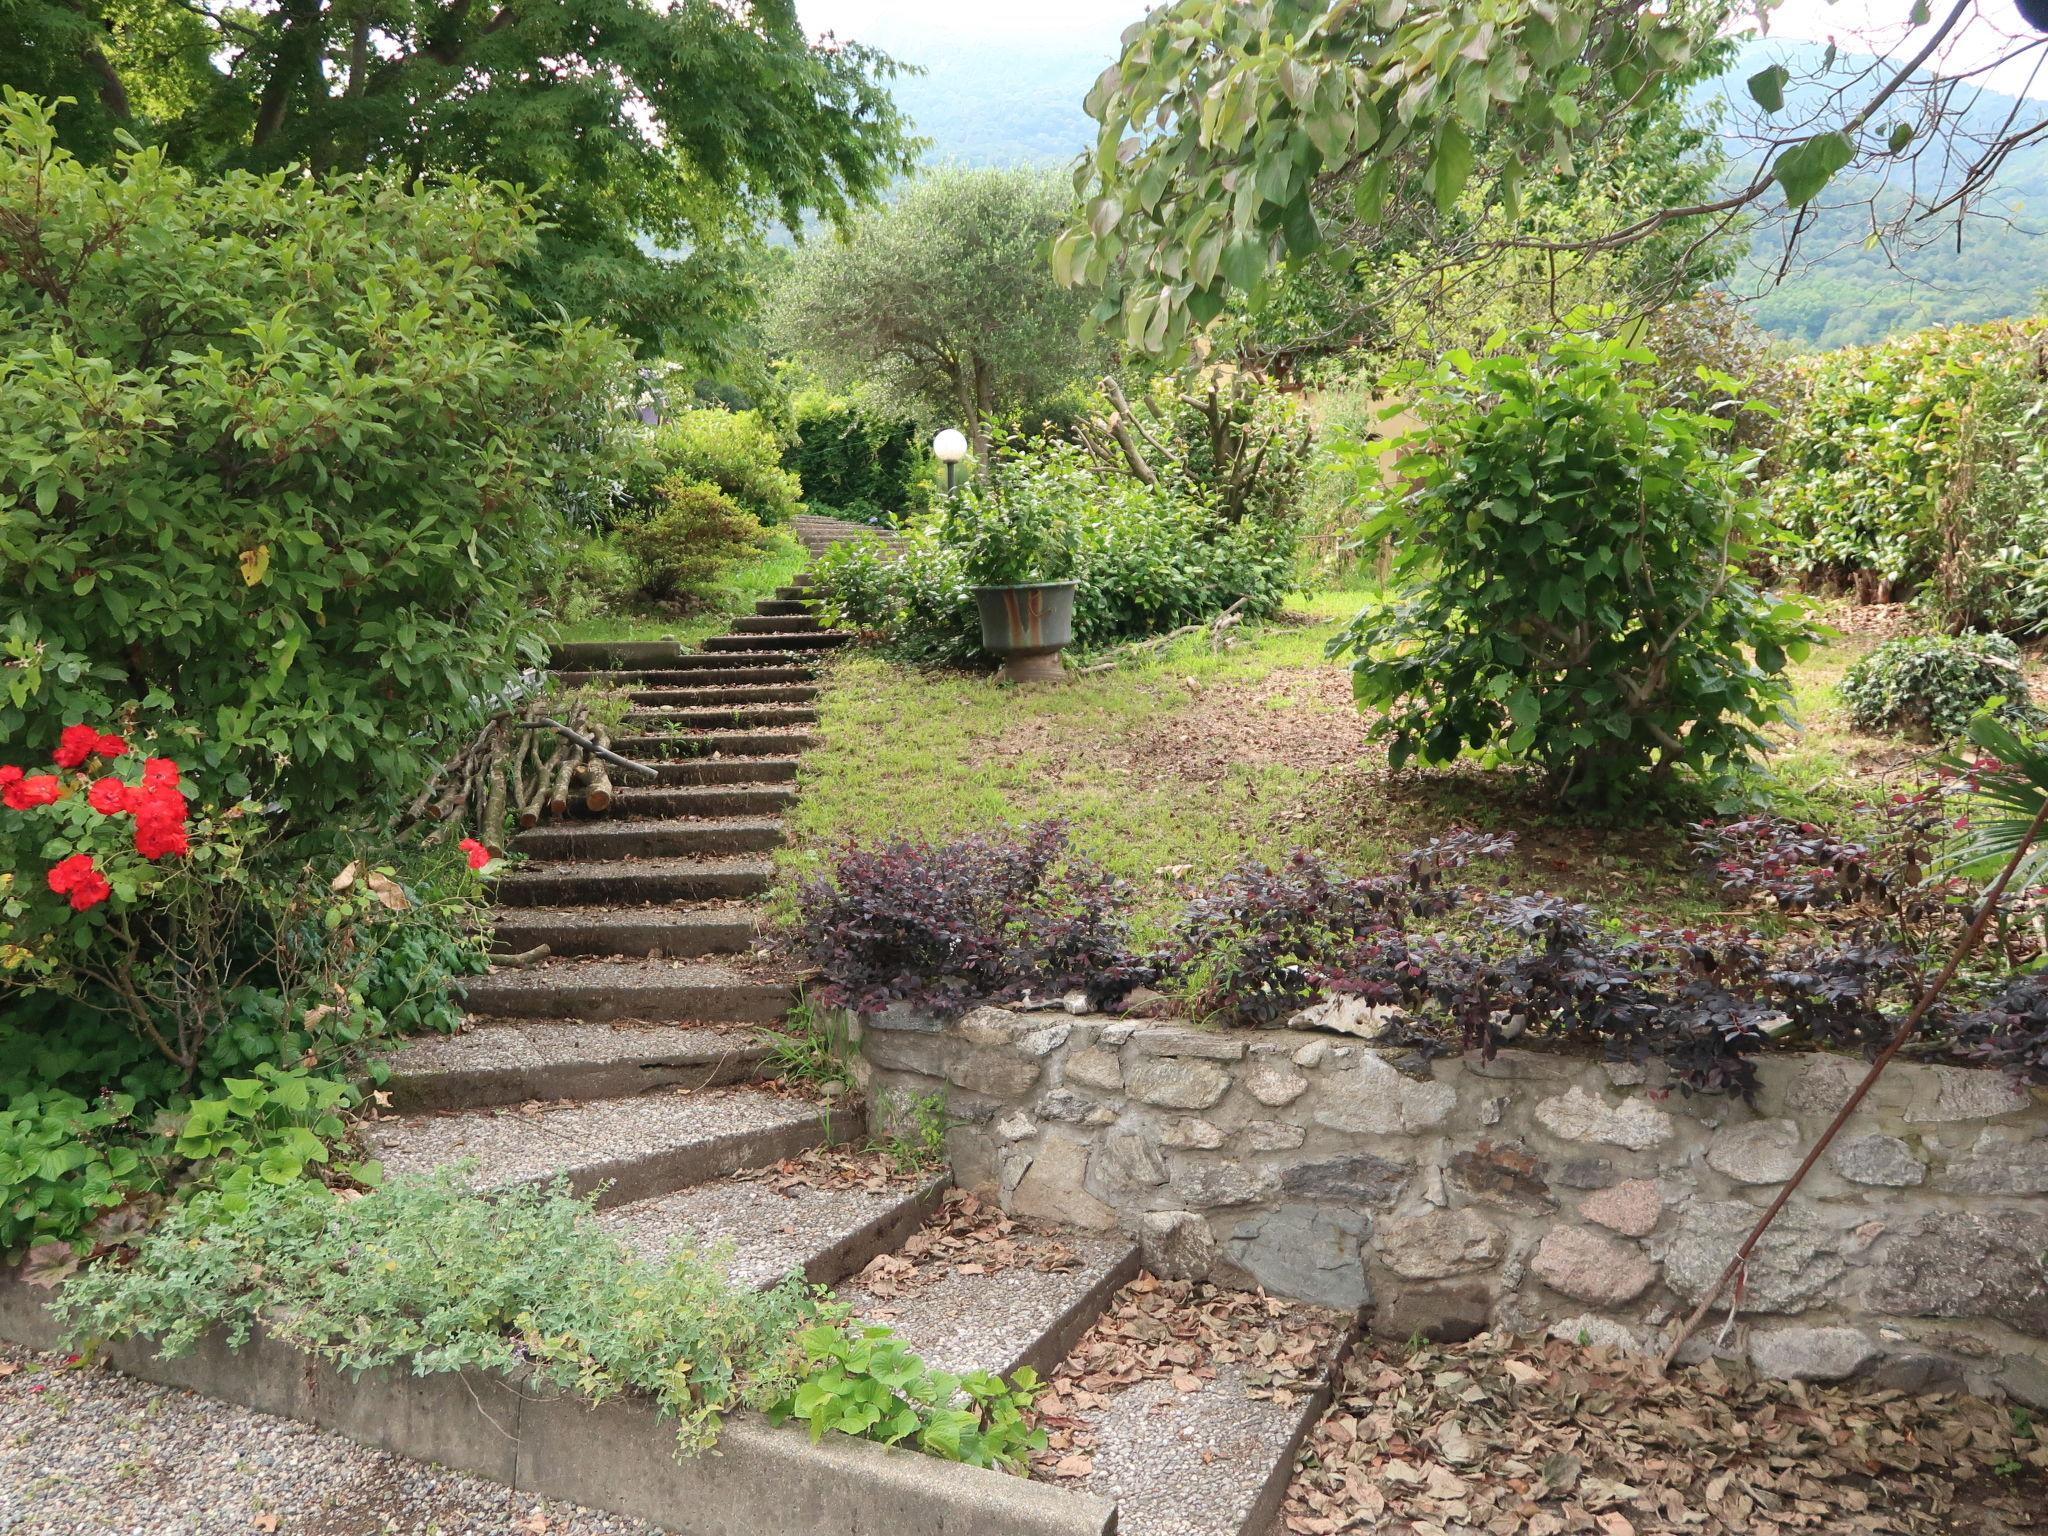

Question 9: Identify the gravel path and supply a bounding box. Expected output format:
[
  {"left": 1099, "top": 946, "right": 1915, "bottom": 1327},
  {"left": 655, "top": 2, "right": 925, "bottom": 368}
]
[{"left": 0, "top": 1346, "right": 660, "bottom": 1536}]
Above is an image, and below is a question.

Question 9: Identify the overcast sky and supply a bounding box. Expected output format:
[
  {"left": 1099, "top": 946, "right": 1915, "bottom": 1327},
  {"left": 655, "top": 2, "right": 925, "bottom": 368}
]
[{"left": 801, "top": 0, "right": 2048, "bottom": 100}]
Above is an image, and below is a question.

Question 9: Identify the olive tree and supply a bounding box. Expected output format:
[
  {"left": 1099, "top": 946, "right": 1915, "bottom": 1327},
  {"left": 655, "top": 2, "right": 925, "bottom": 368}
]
[{"left": 768, "top": 167, "right": 1102, "bottom": 465}]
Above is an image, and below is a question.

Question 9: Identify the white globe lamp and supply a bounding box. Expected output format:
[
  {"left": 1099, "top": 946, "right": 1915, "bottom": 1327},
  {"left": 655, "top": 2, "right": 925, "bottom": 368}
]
[{"left": 932, "top": 427, "right": 968, "bottom": 493}]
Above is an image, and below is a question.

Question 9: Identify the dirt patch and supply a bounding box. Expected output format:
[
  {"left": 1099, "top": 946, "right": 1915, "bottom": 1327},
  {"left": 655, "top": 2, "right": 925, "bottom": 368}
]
[{"left": 996, "top": 667, "right": 1372, "bottom": 784}]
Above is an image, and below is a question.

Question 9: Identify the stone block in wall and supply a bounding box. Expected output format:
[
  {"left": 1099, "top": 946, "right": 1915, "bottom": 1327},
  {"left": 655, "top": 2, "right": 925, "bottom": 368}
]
[
  {"left": 1139, "top": 1210, "right": 1217, "bottom": 1281},
  {"left": 1281, "top": 1153, "right": 1410, "bottom": 1207},
  {"left": 1126, "top": 1026, "right": 1245, "bottom": 1060},
  {"left": 1530, "top": 1226, "right": 1657, "bottom": 1306},
  {"left": 1095, "top": 1127, "right": 1168, "bottom": 1193},
  {"left": 1827, "top": 1133, "right": 1926, "bottom": 1187},
  {"left": 1244, "top": 1062, "right": 1309, "bottom": 1107},
  {"left": 944, "top": 1049, "right": 1042, "bottom": 1097},
  {"left": 1008, "top": 1137, "right": 1116, "bottom": 1230},
  {"left": 1375, "top": 1208, "right": 1506, "bottom": 1280},
  {"left": 1170, "top": 1160, "right": 1278, "bottom": 1208},
  {"left": 1125, "top": 1057, "right": 1231, "bottom": 1110},
  {"left": 860, "top": 1029, "right": 956, "bottom": 1077},
  {"left": 1064, "top": 1046, "right": 1124, "bottom": 1091},
  {"left": 1313, "top": 1053, "right": 1456, "bottom": 1135},
  {"left": 1037, "top": 1088, "right": 1119, "bottom": 1124},
  {"left": 1901, "top": 1065, "right": 2032, "bottom": 1124},
  {"left": 1161, "top": 1118, "right": 1223, "bottom": 1149},
  {"left": 1532, "top": 1086, "right": 1674, "bottom": 1151},
  {"left": 1370, "top": 1278, "right": 1496, "bottom": 1342},
  {"left": 1444, "top": 1141, "right": 1554, "bottom": 1213},
  {"left": 1221, "top": 1204, "right": 1370, "bottom": 1310},
  {"left": 1865, "top": 1211, "right": 2048, "bottom": 1334},
  {"left": 1577, "top": 1178, "right": 1661, "bottom": 1237},
  {"left": 1942, "top": 1130, "right": 2048, "bottom": 1195},
  {"left": 1240, "top": 1120, "right": 1306, "bottom": 1152},
  {"left": 1658, "top": 1201, "right": 1846, "bottom": 1315},
  {"left": 1705, "top": 1119, "right": 1804, "bottom": 1185},
  {"left": 1746, "top": 1326, "right": 1880, "bottom": 1382}
]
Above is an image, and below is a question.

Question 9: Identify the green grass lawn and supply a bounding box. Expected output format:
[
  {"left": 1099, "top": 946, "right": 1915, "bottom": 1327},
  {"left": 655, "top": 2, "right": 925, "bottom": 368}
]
[{"left": 551, "top": 530, "right": 809, "bottom": 649}]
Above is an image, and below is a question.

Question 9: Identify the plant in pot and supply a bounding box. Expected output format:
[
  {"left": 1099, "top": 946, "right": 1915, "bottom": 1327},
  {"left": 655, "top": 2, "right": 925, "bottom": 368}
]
[{"left": 950, "top": 479, "right": 1080, "bottom": 683}]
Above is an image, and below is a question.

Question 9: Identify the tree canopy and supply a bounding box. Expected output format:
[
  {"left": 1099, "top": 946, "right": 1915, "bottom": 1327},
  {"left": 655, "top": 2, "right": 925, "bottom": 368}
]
[
  {"left": 767, "top": 166, "right": 1102, "bottom": 463},
  {"left": 3, "top": 0, "right": 918, "bottom": 359},
  {"left": 1059, "top": 0, "right": 2048, "bottom": 357}
]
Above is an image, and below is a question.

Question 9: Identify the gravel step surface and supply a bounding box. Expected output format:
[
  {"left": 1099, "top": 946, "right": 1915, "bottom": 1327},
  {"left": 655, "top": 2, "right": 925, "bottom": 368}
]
[
  {"left": 700, "top": 633, "right": 848, "bottom": 653},
  {"left": 362, "top": 1084, "right": 842, "bottom": 1205},
  {"left": 555, "top": 666, "right": 818, "bottom": 688},
  {"left": 488, "top": 902, "right": 760, "bottom": 958},
  {"left": 493, "top": 854, "right": 775, "bottom": 906},
  {"left": 624, "top": 684, "right": 818, "bottom": 707},
  {"left": 0, "top": 1345, "right": 658, "bottom": 1536},
  {"left": 730, "top": 614, "right": 824, "bottom": 634},
  {"left": 838, "top": 1222, "right": 1139, "bottom": 1381},
  {"left": 382, "top": 1019, "right": 771, "bottom": 1111},
  {"left": 599, "top": 785, "right": 796, "bottom": 819},
  {"left": 641, "top": 757, "right": 801, "bottom": 786},
  {"left": 602, "top": 1163, "right": 945, "bottom": 1289},
  {"left": 624, "top": 705, "right": 819, "bottom": 729},
  {"left": 610, "top": 730, "right": 819, "bottom": 759},
  {"left": 461, "top": 956, "right": 792, "bottom": 1022},
  {"left": 511, "top": 816, "right": 787, "bottom": 861}
]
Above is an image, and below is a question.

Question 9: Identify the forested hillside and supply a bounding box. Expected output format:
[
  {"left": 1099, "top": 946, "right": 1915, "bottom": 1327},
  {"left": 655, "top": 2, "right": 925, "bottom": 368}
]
[{"left": 863, "top": 24, "right": 2045, "bottom": 349}]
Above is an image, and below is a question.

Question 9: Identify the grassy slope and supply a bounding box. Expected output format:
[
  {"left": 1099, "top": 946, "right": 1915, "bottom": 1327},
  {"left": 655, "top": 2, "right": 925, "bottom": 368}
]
[
  {"left": 551, "top": 530, "right": 809, "bottom": 649},
  {"left": 781, "top": 587, "right": 2017, "bottom": 942}
]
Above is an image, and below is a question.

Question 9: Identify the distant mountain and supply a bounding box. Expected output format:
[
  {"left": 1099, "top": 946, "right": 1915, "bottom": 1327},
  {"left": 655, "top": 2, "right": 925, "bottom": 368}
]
[{"left": 860, "top": 24, "right": 2046, "bottom": 349}]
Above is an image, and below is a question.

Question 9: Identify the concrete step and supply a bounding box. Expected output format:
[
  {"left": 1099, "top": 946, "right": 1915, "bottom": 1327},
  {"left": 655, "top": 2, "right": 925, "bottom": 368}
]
[
  {"left": 603, "top": 1157, "right": 948, "bottom": 1289},
  {"left": 701, "top": 632, "right": 850, "bottom": 653},
  {"left": 611, "top": 730, "right": 818, "bottom": 759},
  {"left": 773, "top": 585, "right": 814, "bottom": 600},
  {"left": 645, "top": 758, "right": 801, "bottom": 786},
  {"left": 625, "top": 705, "right": 819, "bottom": 730},
  {"left": 362, "top": 1084, "right": 851, "bottom": 1207},
  {"left": 1039, "top": 1287, "right": 1353, "bottom": 1536},
  {"left": 624, "top": 685, "right": 818, "bottom": 708},
  {"left": 381, "top": 1019, "right": 772, "bottom": 1112},
  {"left": 836, "top": 1200, "right": 1142, "bottom": 1381},
  {"left": 600, "top": 784, "right": 796, "bottom": 818},
  {"left": 731, "top": 614, "right": 824, "bottom": 635},
  {"left": 460, "top": 957, "right": 792, "bottom": 1023},
  {"left": 488, "top": 903, "right": 759, "bottom": 958},
  {"left": 511, "top": 816, "right": 786, "bottom": 861},
  {"left": 554, "top": 665, "right": 818, "bottom": 688},
  {"left": 755, "top": 599, "right": 817, "bottom": 618},
  {"left": 549, "top": 640, "right": 680, "bottom": 670},
  {"left": 494, "top": 855, "right": 774, "bottom": 907}
]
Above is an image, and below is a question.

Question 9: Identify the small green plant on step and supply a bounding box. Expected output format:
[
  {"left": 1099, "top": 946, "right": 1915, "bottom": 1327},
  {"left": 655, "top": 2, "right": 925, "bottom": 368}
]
[
  {"left": 762, "top": 995, "right": 858, "bottom": 1141},
  {"left": 769, "top": 1325, "right": 1044, "bottom": 1472},
  {"left": 872, "top": 1090, "right": 950, "bottom": 1175}
]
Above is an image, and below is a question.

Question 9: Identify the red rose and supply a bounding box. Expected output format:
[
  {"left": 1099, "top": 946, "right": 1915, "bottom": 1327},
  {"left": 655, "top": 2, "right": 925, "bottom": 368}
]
[
  {"left": 94, "top": 733, "right": 127, "bottom": 759},
  {"left": 88, "top": 777, "right": 129, "bottom": 815},
  {"left": 46, "top": 852, "right": 112, "bottom": 911},
  {"left": 141, "top": 757, "right": 180, "bottom": 792},
  {"left": 3, "top": 773, "right": 63, "bottom": 811},
  {"left": 53, "top": 724, "right": 102, "bottom": 770},
  {"left": 134, "top": 803, "right": 191, "bottom": 860},
  {"left": 458, "top": 837, "right": 491, "bottom": 871}
]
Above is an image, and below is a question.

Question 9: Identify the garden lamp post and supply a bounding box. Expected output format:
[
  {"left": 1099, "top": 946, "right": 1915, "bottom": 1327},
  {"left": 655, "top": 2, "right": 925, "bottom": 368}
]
[{"left": 932, "top": 427, "right": 968, "bottom": 495}]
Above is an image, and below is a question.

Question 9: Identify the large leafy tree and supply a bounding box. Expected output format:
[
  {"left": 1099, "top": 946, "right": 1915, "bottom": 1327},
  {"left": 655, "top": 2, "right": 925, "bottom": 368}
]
[
  {"left": 3, "top": 0, "right": 917, "bottom": 359},
  {"left": 1059, "top": 0, "right": 2048, "bottom": 356},
  {"left": 768, "top": 166, "right": 1102, "bottom": 464}
]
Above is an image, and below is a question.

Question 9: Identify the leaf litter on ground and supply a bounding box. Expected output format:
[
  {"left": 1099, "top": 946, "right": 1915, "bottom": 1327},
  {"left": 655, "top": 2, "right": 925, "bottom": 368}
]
[{"left": 1281, "top": 1333, "right": 2048, "bottom": 1535}]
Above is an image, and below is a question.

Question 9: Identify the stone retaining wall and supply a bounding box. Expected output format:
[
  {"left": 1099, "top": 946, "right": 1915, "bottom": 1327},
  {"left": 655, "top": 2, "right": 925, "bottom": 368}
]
[{"left": 847, "top": 1003, "right": 2048, "bottom": 1402}]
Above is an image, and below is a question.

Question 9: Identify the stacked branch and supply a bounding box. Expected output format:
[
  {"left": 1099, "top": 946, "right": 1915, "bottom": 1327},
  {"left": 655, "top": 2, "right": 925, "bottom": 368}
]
[{"left": 400, "top": 689, "right": 645, "bottom": 850}]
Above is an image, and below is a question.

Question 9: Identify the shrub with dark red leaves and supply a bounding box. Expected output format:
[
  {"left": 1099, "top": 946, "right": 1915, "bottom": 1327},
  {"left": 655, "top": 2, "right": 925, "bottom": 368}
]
[
  {"left": 1950, "top": 972, "right": 2048, "bottom": 1083},
  {"left": 1168, "top": 833, "right": 1513, "bottom": 1026},
  {"left": 795, "top": 821, "right": 1149, "bottom": 1015},
  {"left": 1690, "top": 815, "right": 1880, "bottom": 913}
]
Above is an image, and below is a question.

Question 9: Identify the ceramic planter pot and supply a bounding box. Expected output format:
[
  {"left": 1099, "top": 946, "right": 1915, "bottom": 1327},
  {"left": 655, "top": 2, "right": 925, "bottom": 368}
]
[{"left": 972, "top": 581, "right": 1077, "bottom": 683}]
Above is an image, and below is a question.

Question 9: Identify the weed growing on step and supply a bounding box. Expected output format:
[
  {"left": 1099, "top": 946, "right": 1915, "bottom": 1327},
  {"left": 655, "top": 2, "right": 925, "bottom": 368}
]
[
  {"left": 54, "top": 1171, "right": 1045, "bottom": 1470},
  {"left": 872, "top": 1090, "right": 950, "bottom": 1174}
]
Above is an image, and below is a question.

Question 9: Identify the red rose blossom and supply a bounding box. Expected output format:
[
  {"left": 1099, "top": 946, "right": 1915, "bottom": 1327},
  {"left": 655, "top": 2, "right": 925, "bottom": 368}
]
[
  {"left": 88, "top": 777, "right": 129, "bottom": 815},
  {"left": 53, "top": 725, "right": 102, "bottom": 770},
  {"left": 459, "top": 837, "right": 491, "bottom": 871},
  {"left": 141, "top": 757, "right": 180, "bottom": 792},
  {"left": 46, "top": 852, "right": 111, "bottom": 911},
  {"left": 3, "top": 773, "right": 63, "bottom": 811}
]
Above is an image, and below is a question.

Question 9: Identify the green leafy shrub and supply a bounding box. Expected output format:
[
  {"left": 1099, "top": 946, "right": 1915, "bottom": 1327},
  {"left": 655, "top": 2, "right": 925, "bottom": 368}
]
[
  {"left": 56, "top": 1172, "right": 1045, "bottom": 1467},
  {"left": 1923, "top": 354, "right": 2048, "bottom": 635},
  {"left": 1769, "top": 317, "right": 2047, "bottom": 603},
  {"left": 786, "top": 389, "right": 920, "bottom": 520},
  {"left": 620, "top": 479, "right": 773, "bottom": 606},
  {"left": 816, "top": 439, "right": 1295, "bottom": 663},
  {"left": 0, "top": 1092, "right": 151, "bottom": 1255},
  {"left": 642, "top": 408, "right": 801, "bottom": 526},
  {"left": 0, "top": 94, "right": 632, "bottom": 828},
  {"left": 547, "top": 534, "right": 643, "bottom": 626},
  {"left": 1840, "top": 633, "right": 2037, "bottom": 741},
  {"left": 1075, "top": 368, "right": 1314, "bottom": 526},
  {"left": 1329, "top": 323, "right": 1821, "bottom": 806}
]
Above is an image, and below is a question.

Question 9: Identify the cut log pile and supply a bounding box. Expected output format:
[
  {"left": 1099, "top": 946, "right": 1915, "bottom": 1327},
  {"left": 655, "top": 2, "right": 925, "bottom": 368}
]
[{"left": 399, "top": 689, "right": 649, "bottom": 851}]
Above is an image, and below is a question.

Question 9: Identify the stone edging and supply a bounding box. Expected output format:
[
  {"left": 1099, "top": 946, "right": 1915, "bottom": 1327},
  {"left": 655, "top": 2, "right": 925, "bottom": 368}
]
[{"left": 0, "top": 1280, "right": 1111, "bottom": 1536}]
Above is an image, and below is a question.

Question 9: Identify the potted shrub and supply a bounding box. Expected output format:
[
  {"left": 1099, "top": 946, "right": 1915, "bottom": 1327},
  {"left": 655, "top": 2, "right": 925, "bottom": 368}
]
[{"left": 952, "top": 482, "right": 1080, "bottom": 683}]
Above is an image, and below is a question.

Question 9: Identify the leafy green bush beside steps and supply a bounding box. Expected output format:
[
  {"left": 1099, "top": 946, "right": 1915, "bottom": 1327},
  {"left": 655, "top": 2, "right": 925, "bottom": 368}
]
[{"left": 1839, "top": 633, "right": 2038, "bottom": 741}]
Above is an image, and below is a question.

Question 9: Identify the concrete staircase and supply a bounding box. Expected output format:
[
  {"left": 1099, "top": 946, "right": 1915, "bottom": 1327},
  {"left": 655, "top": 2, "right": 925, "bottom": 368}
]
[{"left": 362, "top": 552, "right": 1351, "bottom": 1536}]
